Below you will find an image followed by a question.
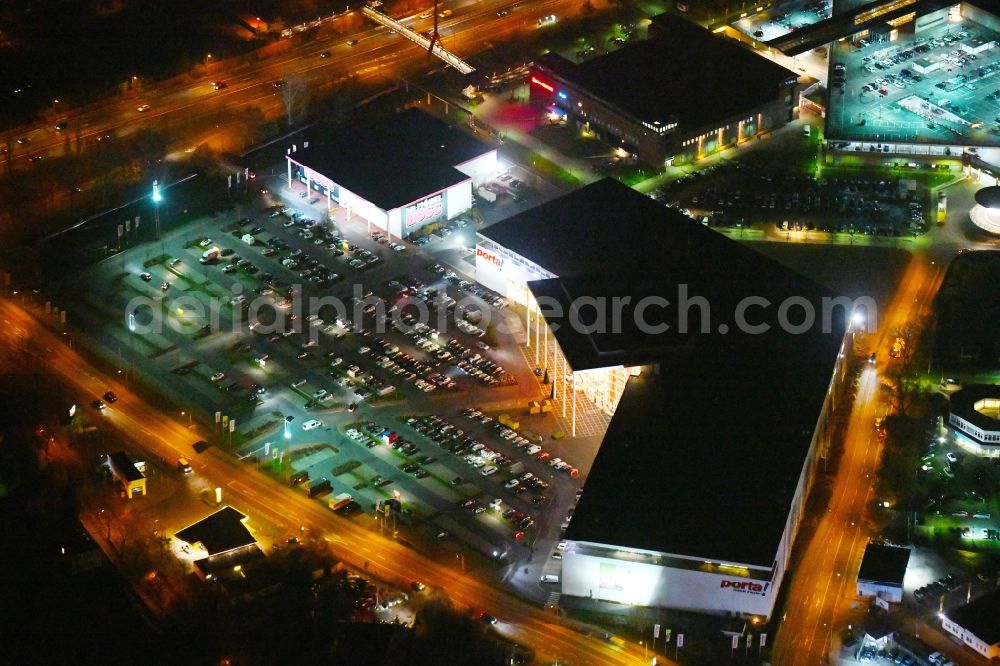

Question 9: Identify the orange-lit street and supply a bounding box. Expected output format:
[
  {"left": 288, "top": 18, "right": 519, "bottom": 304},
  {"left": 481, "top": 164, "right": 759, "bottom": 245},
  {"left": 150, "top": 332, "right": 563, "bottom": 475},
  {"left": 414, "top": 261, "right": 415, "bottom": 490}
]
[
  {"left": 772, "top": 253, "right": 944, "bottom": 665},
  {"left": 1, "top": 0, "right": 599, "bottom": 165},
  {"left": 0, "top": 297, "right": 654, "bottom": 665},
  {"left": 5, "top": 0, "right": 1000, "bottom": 656}
]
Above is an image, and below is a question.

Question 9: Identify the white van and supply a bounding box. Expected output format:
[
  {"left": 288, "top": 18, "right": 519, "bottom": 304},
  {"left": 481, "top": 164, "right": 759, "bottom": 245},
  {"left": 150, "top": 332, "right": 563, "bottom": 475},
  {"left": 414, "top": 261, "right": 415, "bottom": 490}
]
[
  {"left": 540, "top": 574, "right": 560, "bottom": 584},
  {"left": 802, "top": 124, "right": 811, "bottom": 137}
]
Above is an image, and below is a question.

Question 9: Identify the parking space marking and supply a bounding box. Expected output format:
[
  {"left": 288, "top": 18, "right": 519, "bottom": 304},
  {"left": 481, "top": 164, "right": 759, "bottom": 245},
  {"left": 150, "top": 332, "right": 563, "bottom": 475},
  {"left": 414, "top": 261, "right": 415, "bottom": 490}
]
[{"left": 830, "top": 21, "right": 1000, "bottom": 146}]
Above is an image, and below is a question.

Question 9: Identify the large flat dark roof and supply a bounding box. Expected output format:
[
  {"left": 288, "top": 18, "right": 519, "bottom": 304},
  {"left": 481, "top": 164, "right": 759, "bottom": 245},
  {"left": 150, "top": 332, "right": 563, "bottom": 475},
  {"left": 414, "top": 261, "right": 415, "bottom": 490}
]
[
  {"left": 528, "top": 258, "right": 844, "bottom": 371},
  {"left": 536, "top": 13, "right": 795, "bottom": 129},
  {"left": 480, "top": 178, "right": 716, "bottom": 280},
  {"left": 950, "top": 385, "right": 1000, "bottom": 434},
  {"left": 176, "top": 506, "right": 256, "bottom": 557},
  {"left": 289, "top": 108, "right": 493, "bottom": 211},
  {"left": 857, "top": 543, "right": 911, "bottom": 585},
  {"left": 946, "top": 590, "right": 1000, "bottom": 645},
  {"left": 487, "top": 178, "right": 846, "bottom": 371},
  {"left": 931, "top": 251, "right": 1000, "bottom": 372},
  {"left": 565, "top": 326, "right": 840, "bottom": 566},
  {"left": 521, "top": 180, "right": 847, "bottom": 565}
]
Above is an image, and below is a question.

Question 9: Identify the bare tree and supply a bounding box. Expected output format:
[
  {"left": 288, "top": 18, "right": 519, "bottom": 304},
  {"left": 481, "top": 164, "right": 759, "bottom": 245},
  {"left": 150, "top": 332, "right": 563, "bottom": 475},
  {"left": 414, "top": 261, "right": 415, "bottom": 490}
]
[
  {"left": 281, "top": 75, "right": 310, "bottom": 127},
  {"left": 886, "top": 321, "right": 923, "bottom": 416}
]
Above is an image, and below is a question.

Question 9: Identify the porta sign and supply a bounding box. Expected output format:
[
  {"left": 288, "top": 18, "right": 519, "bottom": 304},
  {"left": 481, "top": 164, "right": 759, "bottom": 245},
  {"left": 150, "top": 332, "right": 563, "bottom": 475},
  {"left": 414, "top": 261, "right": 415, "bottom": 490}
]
[
  {"left": 405, "top": 194, "right": 444, "bottom": 228},
  {"left": 720, "top": 579, "right": 770, "bottom": 596},
  {"left": 476, "top": 246, "right": 503, "bottom": 269}
]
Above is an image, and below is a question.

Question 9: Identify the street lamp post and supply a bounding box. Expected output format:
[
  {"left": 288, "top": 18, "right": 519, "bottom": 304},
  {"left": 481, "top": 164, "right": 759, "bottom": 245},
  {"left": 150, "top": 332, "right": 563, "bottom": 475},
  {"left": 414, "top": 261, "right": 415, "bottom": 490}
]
[
  {"left": 127, "top": 312, "right": 136, "bottom": 384},
  {"left": 456, "top": 553, "right": 465, "bottom": 573},
  {"left": 152, "top": 179, "right": 162, "bottom": 242}
]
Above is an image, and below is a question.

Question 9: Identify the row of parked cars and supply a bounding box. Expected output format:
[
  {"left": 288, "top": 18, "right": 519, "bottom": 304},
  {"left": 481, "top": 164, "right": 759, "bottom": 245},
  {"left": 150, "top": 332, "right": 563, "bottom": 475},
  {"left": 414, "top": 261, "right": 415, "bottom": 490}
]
[
  {"left": 462, "top": 497, "right": 535, "bottom": 539},
  {"left": 860, "top": 644, "right": 959, "bottom": 666},
  {"left": 409, "top": 216, "right": 473, "bottom": 247},
  {"left": 369, "top": 230, "right": 406, "bottom": 253},
  {"left": 370, "top": 335, "right": 457, "bottom": 391},
  {"left": 858, "top": 646, "right": 917, "bottom": 665},
  {"left": 408, "top": 412, "right": 554, "bottom": 498},
  {"left": 371, "top": 281, "right": 507, "bottom": 388},
  {"left": 425, "top": 336, "right": 505, "bottom": 387},
  {"left": 459, "top": 407, "right": 579, "bottom": 478},
  {"left": 433, "top": 264, "right": 507, "bottom": 311},
  {"left": 405, "top": 412, "right": 547, "bottom": 540},
  {"left": 270, "top": 206, "right": 383, "bottom": 271},
  {"left": 913, "top": 572, "right": 961, "bottom": 601}
]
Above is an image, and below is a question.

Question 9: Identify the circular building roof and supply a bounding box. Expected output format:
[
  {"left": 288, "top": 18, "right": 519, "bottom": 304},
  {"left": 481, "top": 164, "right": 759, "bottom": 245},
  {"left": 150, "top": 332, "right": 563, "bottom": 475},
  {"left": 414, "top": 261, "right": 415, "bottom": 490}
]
[
  {"left": 949, "top": 385, "right": 1000, "bottom": 449},
  {"left": 974, "top": 186, "right": 1000, "bottom": 208}
]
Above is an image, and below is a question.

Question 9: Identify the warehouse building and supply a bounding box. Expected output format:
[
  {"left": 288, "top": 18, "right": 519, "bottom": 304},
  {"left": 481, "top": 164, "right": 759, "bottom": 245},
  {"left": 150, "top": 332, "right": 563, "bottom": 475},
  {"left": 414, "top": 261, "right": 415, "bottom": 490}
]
[
  {"left": 286, "top": 108, "right": 497, "bottom": 238},
  {"left": 856, "top": 543, "right": 911, "bottom": 603},
  {"left": 476, "top": 179, "right": 853, "bottom": 618},
  {"left": 528, "top": 13, "right": 798, "bottom": 166},
  {"left": 942, "top": 590, "right": 1000, "bottom": 659}
]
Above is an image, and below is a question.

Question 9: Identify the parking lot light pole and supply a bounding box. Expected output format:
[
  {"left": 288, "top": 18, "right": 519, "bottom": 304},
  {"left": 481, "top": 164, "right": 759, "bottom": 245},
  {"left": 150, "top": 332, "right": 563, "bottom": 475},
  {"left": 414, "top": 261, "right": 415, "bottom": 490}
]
[
  {"left": 152, "top": 179, "right": 162, "bottom": 241},
  {"left": 127, "top": 312, "right": 136, "bottom": 385}
]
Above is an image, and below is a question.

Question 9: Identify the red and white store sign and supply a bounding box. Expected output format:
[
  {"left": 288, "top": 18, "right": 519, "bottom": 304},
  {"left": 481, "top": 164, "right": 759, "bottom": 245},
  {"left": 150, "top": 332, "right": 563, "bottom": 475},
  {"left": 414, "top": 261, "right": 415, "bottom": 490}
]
[
  {"left": 476, "top": 246, "right": 503, "bottom": 269},
  {"left": 720, "top": 579, "right": 770, "bottom": 595},
  {"left": 405, "top": 194, "right": 444, "bottom": 228}
]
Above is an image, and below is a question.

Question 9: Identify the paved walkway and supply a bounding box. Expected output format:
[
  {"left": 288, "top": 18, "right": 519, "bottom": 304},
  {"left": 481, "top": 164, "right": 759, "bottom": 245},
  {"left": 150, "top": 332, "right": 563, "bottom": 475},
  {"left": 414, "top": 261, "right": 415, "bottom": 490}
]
[{"left": 518, "top": 339, "right": 611, "bottom": 439}]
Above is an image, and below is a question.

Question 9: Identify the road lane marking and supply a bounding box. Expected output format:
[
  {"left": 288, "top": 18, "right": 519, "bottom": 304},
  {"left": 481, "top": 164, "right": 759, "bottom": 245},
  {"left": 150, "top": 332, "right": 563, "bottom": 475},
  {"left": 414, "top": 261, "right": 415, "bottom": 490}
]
[
  {"left": 227, "top": 480, "right": 256, "bottom": 498},
  {"left": 7, "top": 301, "right": 650, "bottom": 664}
]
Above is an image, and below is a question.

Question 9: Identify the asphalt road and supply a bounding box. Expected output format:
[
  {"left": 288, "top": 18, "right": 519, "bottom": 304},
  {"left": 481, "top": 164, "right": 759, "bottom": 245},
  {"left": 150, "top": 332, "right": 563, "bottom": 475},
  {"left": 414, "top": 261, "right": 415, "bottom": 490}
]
[
  {"left": 0, "top": 297, "right": 655, "bottom": 665},
  {"left": 1, "top": 0, "right": 593, "bottom": 166},
  {"left": 770, "top": 252, "right": 943, "bottom": 665}
]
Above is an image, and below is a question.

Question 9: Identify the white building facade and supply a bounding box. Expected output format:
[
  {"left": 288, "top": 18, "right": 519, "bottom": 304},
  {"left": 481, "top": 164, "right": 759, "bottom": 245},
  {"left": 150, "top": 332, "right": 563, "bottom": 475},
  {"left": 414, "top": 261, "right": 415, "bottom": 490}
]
[
  {"left": 948, "top": 388, "right": 1000, "bottom": 457},
  {"left": 560, "top": 400, "right": 829, "bottom": 620},
  {"left": 941, "top": 614, "right": 1000, "bottom": 659},
  {"left": 561, "top": 543, "right": 780, "bottom": 617},
  {"left": 288, "top": 149, "right": 495, "bottom": 239}
]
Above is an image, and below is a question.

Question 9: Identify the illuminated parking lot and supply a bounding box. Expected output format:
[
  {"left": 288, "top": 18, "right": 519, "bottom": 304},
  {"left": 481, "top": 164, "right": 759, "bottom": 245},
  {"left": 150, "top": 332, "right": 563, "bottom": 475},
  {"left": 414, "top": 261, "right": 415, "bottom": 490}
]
[
  {"left": 732, "top": 0, "right": 832, "bottom": 42},
  {"left": 827, "top": 15, "right": 1000, "bottom": 149}
]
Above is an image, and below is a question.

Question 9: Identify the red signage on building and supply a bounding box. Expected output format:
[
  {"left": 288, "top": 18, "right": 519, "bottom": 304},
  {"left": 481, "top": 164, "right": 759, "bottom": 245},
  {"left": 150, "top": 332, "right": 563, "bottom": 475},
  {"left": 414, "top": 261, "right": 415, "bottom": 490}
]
[
  {"left": 720, "top": 580, "right": 770, "bottom": 595},
  {"left": 531, "top": 76, "right": 555, "bottom": 93},
  {"left": 476, "top": 246, "right": 503, "bottom": 269},
  {"left": 405, "top": 194, "right": 444, "bottom": 228}
]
